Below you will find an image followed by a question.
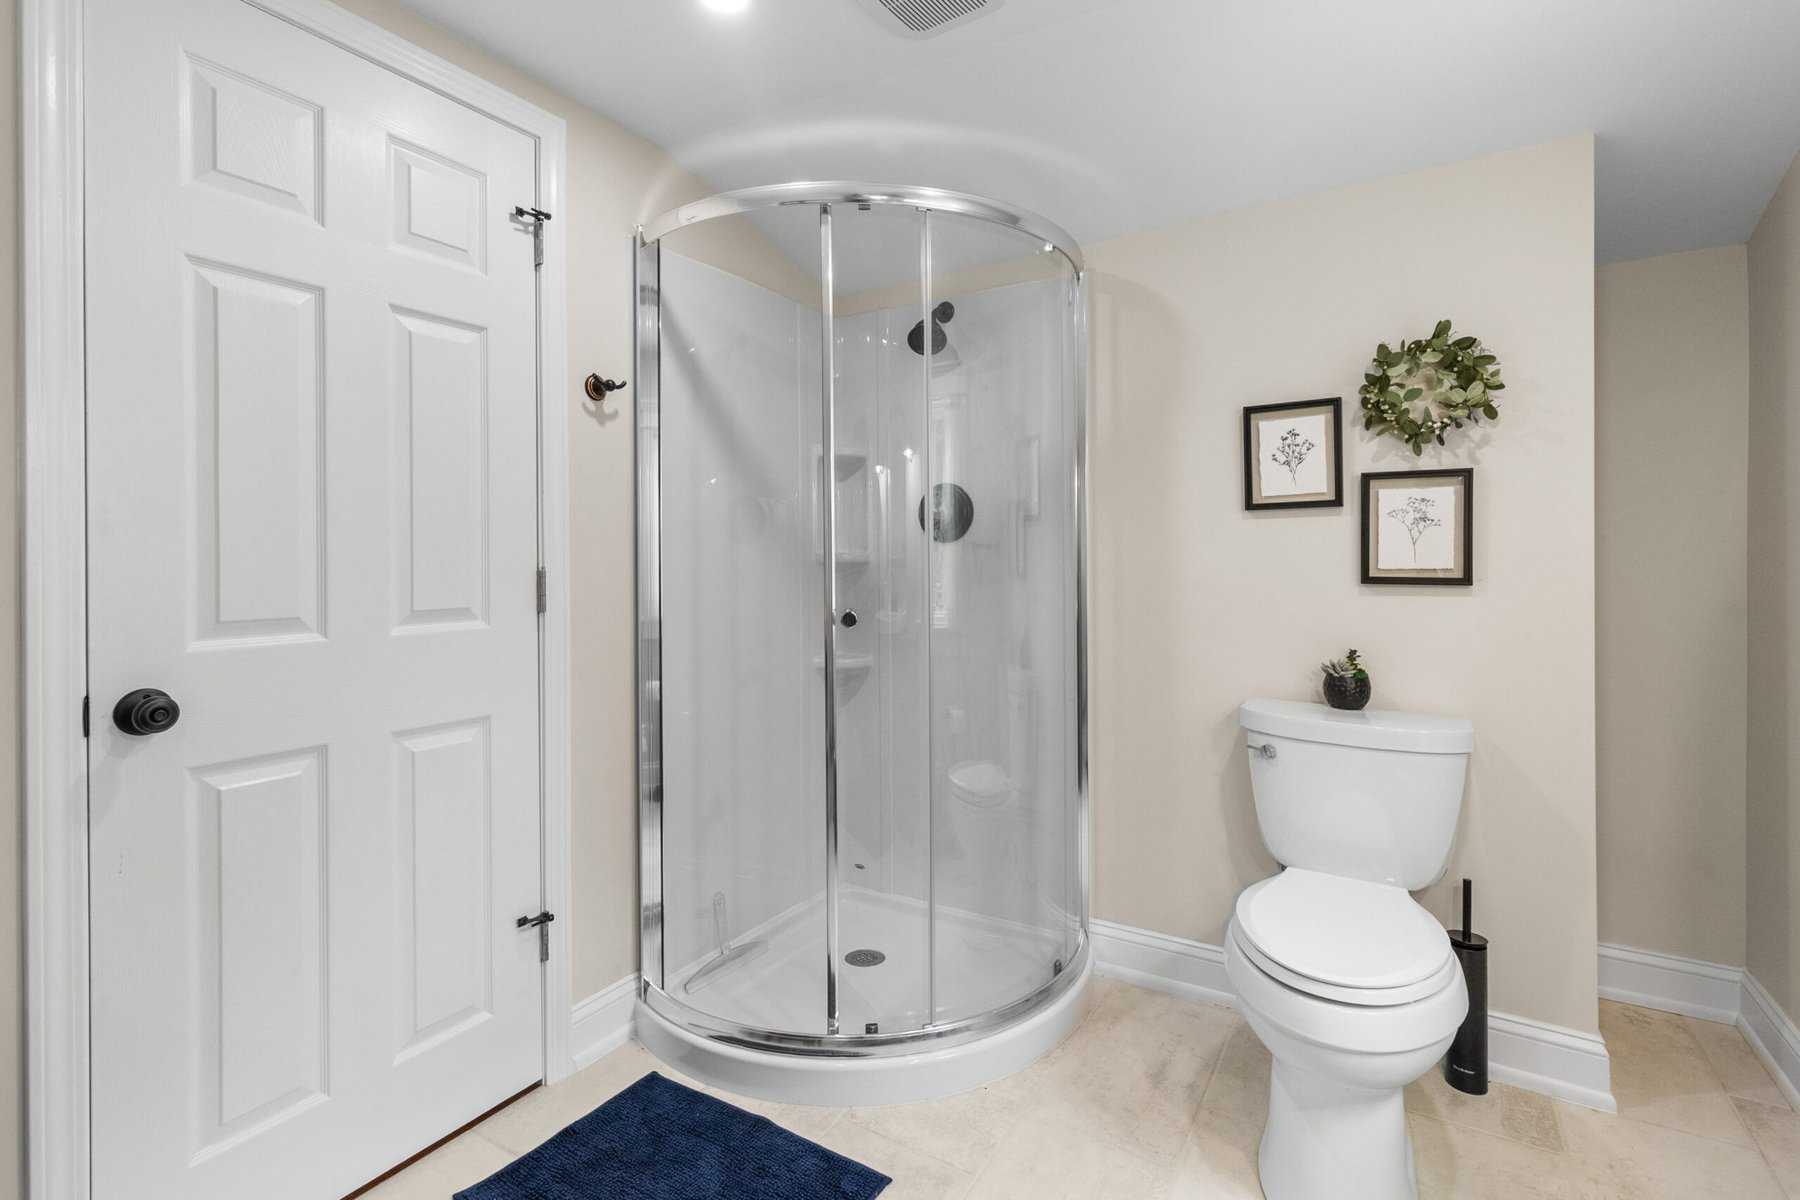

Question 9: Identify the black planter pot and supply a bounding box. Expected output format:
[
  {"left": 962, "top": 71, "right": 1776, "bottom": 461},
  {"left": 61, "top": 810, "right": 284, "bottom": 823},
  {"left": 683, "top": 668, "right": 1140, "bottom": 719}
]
[{"left": 1324, "top": 673, "right": 1371, "bottom": 711}]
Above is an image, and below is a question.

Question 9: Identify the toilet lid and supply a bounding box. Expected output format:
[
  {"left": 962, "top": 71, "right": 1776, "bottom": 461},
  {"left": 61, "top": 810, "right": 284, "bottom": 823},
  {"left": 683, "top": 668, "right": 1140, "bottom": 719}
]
[{"left": 1234, "top": 868, "right": 1452, "bottom": 993}]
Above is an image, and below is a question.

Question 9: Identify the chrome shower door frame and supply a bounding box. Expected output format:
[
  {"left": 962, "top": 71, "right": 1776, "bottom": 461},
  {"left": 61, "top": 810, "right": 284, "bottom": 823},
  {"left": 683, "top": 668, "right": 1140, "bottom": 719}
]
[
  {"left": 634, "top": 233, "right": 664, "bottom": 991},
  {"left": 632, "top": 182, "right": 1090, "bottom": 1058},
  {"left": 818, "top": 203, "right": 842, "bottom": 1035}
]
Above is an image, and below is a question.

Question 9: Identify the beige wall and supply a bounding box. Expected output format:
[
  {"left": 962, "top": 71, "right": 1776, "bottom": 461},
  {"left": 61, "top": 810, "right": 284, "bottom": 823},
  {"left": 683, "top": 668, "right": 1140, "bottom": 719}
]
[
  {"left": 1596, "top": 246, "right": 1749, "bottom": 967},
  {"left": 1749, "top": 151, "right": 1800, "bottom": 1014},
  {"left": 3, "top": 0, "right": 21, "bottom": 1189},
  {"left": 1086, "top": 136, "right": 1601, "bottom": 1033}
]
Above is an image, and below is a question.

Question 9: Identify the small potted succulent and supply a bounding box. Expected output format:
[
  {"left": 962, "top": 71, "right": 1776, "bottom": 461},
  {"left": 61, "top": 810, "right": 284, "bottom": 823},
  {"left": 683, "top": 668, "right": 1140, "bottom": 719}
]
[{"left": 1321, "top": 649, "right": 1371, "bottom": 711}]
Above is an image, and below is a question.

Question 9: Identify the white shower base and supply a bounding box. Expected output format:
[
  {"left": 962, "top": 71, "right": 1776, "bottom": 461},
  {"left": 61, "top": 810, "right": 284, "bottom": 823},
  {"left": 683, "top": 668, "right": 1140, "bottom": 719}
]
[
  {"left": 672, "top": 887, "right": 1069, "bottom": 1033},
  {"left": 638, "top": 887, "right": 1091, "bottom": 1105}
]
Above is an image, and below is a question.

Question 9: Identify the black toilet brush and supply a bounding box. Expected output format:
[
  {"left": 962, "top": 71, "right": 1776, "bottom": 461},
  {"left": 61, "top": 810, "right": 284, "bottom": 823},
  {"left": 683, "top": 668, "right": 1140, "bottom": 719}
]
[{"left": 1445, "top": 877, "right": 1489, "bottom": 1095}]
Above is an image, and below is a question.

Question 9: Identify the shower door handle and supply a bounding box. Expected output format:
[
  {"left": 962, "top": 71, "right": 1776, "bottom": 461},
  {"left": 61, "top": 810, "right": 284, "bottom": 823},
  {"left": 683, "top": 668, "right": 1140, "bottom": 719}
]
[{"left": 839, "top": 610, "right": 858, "bottom": 628}]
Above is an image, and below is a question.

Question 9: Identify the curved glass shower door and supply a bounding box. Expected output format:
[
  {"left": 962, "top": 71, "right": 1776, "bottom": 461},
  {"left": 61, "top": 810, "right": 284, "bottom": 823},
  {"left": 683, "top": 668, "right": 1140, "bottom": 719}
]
[
  {"left": 923, "top": 213, "right": 1080, "bottom": 1025},
  {"left": 826, "top": 202, "right": 932, "bottom": 1037},
  {"left": 638, "top": 185, "right": 1086, "bottom": 1054},
  {"left": 650, "top": 206, "right": 830, "bottom": 1034}
]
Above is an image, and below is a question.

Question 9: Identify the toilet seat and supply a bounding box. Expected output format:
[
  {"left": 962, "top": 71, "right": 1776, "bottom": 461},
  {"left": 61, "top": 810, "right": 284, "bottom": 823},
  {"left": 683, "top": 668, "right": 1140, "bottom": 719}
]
[
  {"left": 1233, "top": 869, "right": 1453, "bottom": 1005},
  {"left": 1226, "top": 917, "right": 1467, "bottom": 1056},
  {"left": 1232, "top": 923, "right": 1458, "bottom": 1007}
]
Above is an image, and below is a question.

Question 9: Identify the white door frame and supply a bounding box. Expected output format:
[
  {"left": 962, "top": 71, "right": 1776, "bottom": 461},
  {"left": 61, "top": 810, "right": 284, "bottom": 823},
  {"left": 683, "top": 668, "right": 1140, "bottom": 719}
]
[{"left": 21, "top": 2, "right": 574, "bottom": 1196}]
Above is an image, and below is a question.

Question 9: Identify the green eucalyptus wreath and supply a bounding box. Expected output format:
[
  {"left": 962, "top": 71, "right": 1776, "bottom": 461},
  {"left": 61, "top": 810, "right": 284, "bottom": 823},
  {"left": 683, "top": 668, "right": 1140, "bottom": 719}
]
[{"left": 1358, "top": 319, "right": 1505, "bottom": 455}]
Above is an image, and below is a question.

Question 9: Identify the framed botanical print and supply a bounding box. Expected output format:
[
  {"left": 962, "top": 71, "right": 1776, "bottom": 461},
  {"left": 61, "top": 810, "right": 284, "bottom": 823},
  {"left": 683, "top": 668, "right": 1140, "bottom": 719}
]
[
  {"left": 1243, "top": 398, "right": 1343, "bottom": 510},
  {"left": 1361, "top": 468, "right": 1474, "bottom": 585}
]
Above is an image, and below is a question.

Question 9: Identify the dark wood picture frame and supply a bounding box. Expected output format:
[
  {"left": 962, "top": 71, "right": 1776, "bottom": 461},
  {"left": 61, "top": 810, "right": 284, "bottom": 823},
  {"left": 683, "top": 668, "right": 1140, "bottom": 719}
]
[
  {"left": 1361, "top": 467, "right": 1475, "bottom": 586},
  {"left": 1243, "top": 398, "right": 1344, "bottom": 510}
]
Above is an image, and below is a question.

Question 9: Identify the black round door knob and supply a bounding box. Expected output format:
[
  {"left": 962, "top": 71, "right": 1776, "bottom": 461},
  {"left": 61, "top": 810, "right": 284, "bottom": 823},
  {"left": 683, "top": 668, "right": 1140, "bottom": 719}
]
[
  {"left": 113, "top": 688, "right": 181, "bottom": 736},
  {"left": 839, "top": 610, "right": 858, "bottom": 628}
]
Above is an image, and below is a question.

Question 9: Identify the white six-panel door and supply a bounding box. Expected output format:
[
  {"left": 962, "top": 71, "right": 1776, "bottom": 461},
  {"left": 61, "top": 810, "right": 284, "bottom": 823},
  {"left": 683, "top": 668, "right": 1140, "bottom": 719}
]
[{"left": 84, "top": 1, "right": 546, "bottom": 1196}]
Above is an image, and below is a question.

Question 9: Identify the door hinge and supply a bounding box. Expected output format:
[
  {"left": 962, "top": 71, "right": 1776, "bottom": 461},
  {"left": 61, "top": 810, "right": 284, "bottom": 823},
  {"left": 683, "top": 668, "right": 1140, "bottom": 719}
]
[
  {"left": 513, "top": 205, "right": 551, "bottom": 268},
  {"left": 536, "top": 566, "right": 548, "bottom": 614},
  {"left": 517, "top": 910, "right": 555, "bottom": 962},
  {"left": 81, "top": 695, "right": 89, "bottom": 738}
]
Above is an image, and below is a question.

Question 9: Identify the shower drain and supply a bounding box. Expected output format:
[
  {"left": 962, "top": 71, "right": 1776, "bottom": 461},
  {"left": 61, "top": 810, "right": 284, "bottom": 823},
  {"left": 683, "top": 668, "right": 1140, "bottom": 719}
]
[{"left": 844, "top": 949, "right": 886, "bottom": 967}]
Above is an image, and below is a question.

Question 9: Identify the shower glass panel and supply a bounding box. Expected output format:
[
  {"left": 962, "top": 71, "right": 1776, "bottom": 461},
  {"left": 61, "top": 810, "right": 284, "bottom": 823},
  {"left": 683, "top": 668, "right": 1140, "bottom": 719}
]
[
  {"left": 652, "top": 208, "right": 828, "bottom": 1034},
  {"left": 636, "top": 184, "right": 1087, "bottom": 1058},
  {"left": 924, "top": 215, "right": 1079, "bottom": 1024},
  {"left": 827, "top": 203, "right": 931, "bottom": 1036}
]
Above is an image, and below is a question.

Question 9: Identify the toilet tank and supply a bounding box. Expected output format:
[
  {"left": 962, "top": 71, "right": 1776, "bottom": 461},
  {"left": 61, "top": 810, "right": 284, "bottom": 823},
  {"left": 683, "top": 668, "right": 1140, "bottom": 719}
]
[{"left": 1239, "top": 699, "right": 1473, "bottom": 890}]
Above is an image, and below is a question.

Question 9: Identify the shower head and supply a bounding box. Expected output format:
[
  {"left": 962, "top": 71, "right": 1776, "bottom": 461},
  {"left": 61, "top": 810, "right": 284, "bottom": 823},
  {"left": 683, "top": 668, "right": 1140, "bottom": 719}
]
[{"left": 908, "top": 301, "right": 956, "bottom": 357}]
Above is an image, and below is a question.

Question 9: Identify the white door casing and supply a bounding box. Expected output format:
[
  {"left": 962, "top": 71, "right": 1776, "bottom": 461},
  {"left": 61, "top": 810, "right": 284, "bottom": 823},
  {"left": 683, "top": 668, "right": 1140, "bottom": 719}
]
[{"left": 75, "top": 1, "right": 569, "bottom": 1197}]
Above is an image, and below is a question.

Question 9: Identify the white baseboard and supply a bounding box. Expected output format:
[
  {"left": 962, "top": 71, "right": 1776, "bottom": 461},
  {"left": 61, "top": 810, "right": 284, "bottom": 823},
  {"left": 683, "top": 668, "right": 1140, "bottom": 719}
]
[
  {"left": 1591, "top": 943, "right": 1800, "bottom": 1115},
  {"left": 1598, "top": 943, "right": 1743, "bottom": 1024},
  {"left": 1740, "top": 972, "right": 1800, "bottom": 1111},
  {"left": 1089, "top": 919, "right": 1234, "bottom": 1007},
  {"left": 570, "top": 973, "right": 639, "bottom": 1073},
  {"left": 1486, "top": 1011, "right": 1616, "bottom": 1112},
  {"left": 1089, "top": 919, "right": 1616, "bottom": 1111},
  {"left": 580, "top": 935, "right": 1800, "bottom": 1120}
]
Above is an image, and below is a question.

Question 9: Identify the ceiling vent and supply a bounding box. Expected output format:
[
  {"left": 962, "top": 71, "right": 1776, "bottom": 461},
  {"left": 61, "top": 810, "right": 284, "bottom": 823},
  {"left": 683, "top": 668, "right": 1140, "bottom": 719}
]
[{"left": 856, "top": 0, "right": 1002, "bottom": 38}]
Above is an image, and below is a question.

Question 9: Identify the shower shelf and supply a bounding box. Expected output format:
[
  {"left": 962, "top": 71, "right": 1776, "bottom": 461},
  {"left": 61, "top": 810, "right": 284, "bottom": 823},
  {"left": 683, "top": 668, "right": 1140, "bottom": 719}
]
[
  {"left": 816, "top": 445, "right": 868, "bottom": 481},
  {"left": 811, "top": 653, "right": 874, "bottom": 675}
]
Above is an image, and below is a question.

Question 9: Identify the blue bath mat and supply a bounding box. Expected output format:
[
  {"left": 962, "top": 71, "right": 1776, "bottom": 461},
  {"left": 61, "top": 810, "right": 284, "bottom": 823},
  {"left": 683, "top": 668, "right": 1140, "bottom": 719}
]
[{"left": 454, "top": 1071, "right": 890, "bottom": 1200}]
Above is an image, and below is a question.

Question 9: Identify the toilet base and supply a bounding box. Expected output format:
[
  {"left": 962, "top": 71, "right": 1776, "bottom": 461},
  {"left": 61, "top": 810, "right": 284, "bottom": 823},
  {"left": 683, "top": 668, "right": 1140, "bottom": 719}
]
[{"left": 1257, "top": 1059, "right": 1417, "bottom": 1200}]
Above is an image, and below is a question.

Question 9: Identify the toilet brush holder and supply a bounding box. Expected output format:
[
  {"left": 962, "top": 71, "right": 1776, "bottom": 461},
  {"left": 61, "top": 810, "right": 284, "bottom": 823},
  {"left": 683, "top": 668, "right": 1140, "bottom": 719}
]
[{"left": 1445, "top": 877, "right": 1488, "bottom": 1095}]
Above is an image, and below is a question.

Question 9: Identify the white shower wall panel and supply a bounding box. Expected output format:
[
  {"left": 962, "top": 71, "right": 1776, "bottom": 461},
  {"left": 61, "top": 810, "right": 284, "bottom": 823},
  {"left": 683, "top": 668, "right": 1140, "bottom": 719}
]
[{"left": 658, "top": 251, "right": 825, "bottom": 987}]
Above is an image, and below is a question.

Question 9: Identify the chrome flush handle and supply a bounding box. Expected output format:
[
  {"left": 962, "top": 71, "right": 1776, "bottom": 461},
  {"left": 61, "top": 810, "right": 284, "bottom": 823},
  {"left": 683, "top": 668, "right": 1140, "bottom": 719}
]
[{"left": 1247, "top": 742, "right": 1277, "bottom": 760}]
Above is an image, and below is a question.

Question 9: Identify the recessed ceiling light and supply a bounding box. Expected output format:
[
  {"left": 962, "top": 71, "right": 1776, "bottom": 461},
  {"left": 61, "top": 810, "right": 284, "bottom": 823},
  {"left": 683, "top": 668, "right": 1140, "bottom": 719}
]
[{"left": 700, "top": 0, "right": 750, "bottom": 14}]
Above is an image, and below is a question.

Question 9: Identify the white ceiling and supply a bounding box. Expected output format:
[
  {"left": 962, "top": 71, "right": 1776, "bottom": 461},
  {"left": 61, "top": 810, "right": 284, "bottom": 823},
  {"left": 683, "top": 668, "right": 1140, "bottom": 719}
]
[{"left": 400, "top": 0, "right": 1800, "bottom": 263}]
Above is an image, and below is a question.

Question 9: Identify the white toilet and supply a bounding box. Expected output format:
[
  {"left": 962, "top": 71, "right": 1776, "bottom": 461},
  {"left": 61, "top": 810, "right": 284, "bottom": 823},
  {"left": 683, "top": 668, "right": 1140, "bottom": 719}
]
[{"left": 1228, "top": 699, "right": 1475, "bottom": 1200}]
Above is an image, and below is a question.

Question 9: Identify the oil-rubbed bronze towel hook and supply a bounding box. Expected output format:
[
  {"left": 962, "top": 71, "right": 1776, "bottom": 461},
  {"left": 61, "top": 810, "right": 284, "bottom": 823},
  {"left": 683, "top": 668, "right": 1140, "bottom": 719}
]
[{"left": 584, "top": 374, "right": 627, "bottom": 403}]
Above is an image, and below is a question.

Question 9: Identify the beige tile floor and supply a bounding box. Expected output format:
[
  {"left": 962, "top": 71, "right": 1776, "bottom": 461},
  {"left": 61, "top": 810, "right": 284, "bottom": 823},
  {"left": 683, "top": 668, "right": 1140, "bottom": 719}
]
[{"left": 367, "top": 981, "right": 1800, "bottom": 1199}]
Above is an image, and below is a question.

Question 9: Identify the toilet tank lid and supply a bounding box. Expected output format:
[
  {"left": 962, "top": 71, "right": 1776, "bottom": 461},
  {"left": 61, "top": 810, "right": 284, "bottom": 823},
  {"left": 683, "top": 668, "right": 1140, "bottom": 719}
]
[{"left": 1239, "top": 699, "right": 1473, "bottom": 754}]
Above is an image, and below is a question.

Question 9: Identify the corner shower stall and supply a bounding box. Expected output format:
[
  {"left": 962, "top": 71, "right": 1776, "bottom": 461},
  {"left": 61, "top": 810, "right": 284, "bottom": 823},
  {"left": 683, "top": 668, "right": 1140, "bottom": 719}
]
[{"left": 633, "top": 184, "right": 1088, "bottom": 1103}]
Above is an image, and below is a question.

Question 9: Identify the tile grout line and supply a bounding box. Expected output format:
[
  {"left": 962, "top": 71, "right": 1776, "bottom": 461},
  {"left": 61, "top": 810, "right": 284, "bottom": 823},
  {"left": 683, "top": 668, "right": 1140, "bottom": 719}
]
[
  {"left": 1605, "top": 1101, "right": 1756, "bottom": 1151},
  {"left": 1727, "top": 1095, "right": 1800, "bottom": 1196},
  {"left": 857, "top": 1122, "right": 975, "bottom": 1182},
  {"left": 1407, "top": 1109, "right": 1548, "bottom": 1150},
  {"left": 465, "top": 1127, "right": 520, "bottom": 1162},
  {"left": 1603, "top": 1001, "right": 1768, "bottom": 1152},
  {"left": 1547, "top": 1088, "right": 1568, "bottom": 1154},
  {"left": 1418, "top": 1101, "right": 1784, "bottom": 1196},
  {"left": 1161, "top": 1022, "right": 1239, "bottom": 1193},
  {"left": 1604, "top": 1102, "right": 1765, "bottom": 1153},
  {"left": 948, "top": 986, "right": 1105, "bottom": 1196},
  {"left": 964, "top": 979, "right": 1194, "bottom": 1195},
  {"left": 1188, "top": 1020, "right": 1231, "bottom": 1125},
  {"left": 1688, "top": 1011, "right": 1798, "bottom": 1114},
  {"left": 1405, "top": 1085, "right": 1573, "bottom": 1157},
  {"left": 1687, "top": 1019, "right": 1762, "bottom": 1148}
]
